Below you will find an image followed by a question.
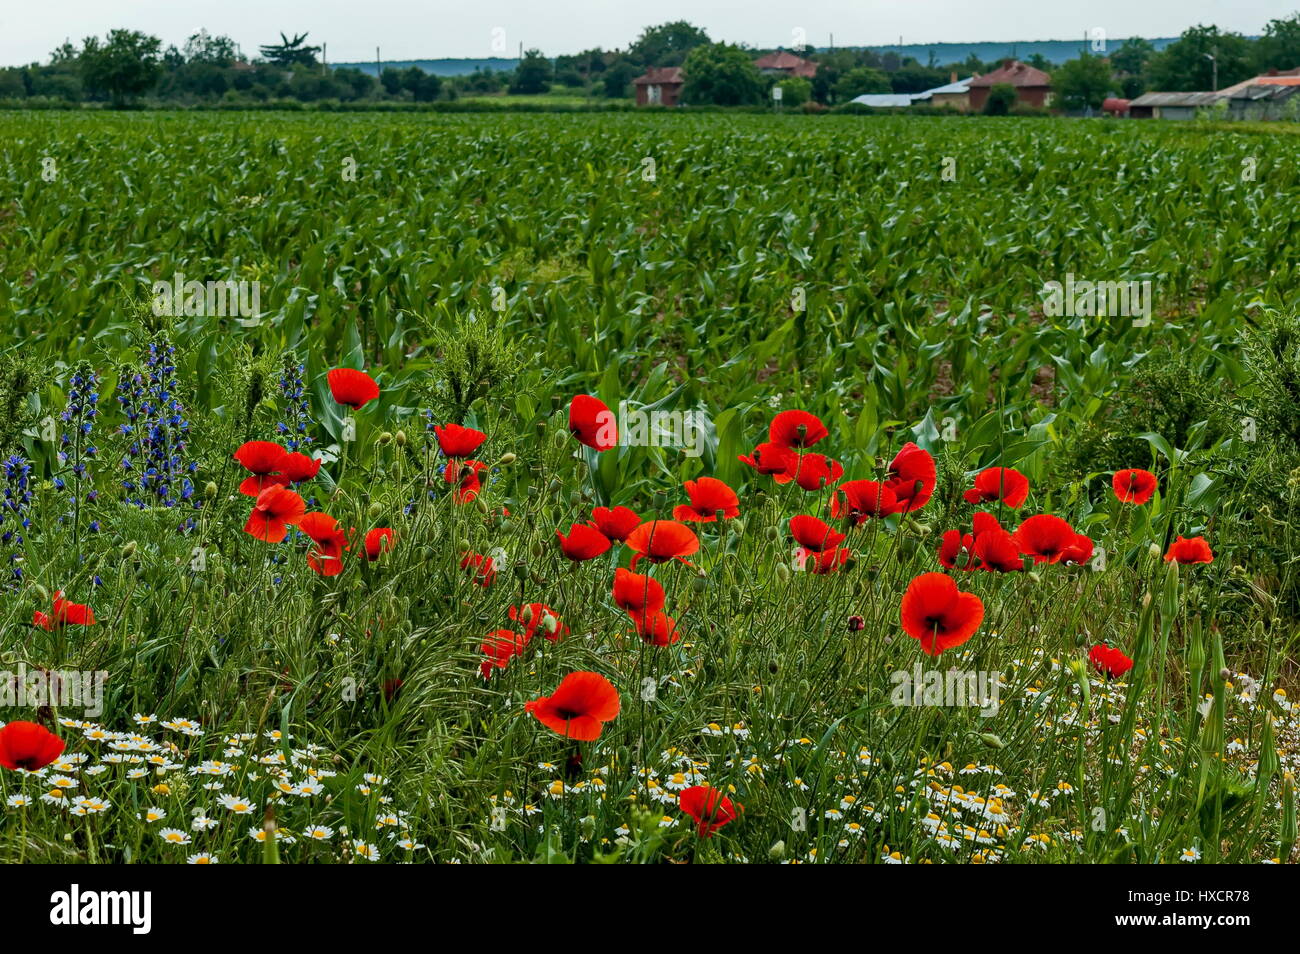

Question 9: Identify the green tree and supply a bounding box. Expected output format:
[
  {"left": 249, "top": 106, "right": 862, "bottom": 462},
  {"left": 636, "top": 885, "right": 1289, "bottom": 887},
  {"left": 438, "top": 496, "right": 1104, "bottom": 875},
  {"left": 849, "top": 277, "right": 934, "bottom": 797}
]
[
  {"left": 890, "top": 65, "right": 947, "bottom": 94},
  {"left": 1254, "top": 12, "right": 1300, "bottom": 71},
  {"left": 776, "top": 76, "right": 811, "bottom": 106},
  {"left": 983, "top": 82, "right": 1017, "bottom": 115},
  {"left": 1055, "top": 52, "right": 1116, "bottom": 110},
  {"left": 602, "top": 57, "right": 639, "bottom": 98},
  {"left": 258, "top": 32, "right": 321, "bottom": 67},
  {"left": 1148, "top": 25, "right": 1251, "bottom": 91},
  {"left": 184, "top": 30, "right": 241, "bottom": 67},
  {"left": 833, "top": 67, "right": 891, "bottom": 100},
  {"left": 680, "top": 43, "right": 764, "bottom": 106},
  {"left": 1111, "top": 37, "right": 1155, "bottom": 76},
  {"left": 510, "top": 50, "right": 551, "bottom": 94},
  {"left": 630, "top": 21, "right": 710, "bottom": 67},
  {"left": 79, "top": 29, "right": 162, "bottom": 106}
]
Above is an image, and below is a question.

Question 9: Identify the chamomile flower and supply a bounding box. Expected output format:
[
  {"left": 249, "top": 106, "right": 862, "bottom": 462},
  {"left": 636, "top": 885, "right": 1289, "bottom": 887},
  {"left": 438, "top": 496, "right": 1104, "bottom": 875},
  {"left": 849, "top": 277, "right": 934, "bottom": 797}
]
[
  {"left": 159, "top": 828, "right": 191, "bottom": 845},
  {"left": 218, "top": 794, "right": 256, "bottom": 814},
  {"left": 186, "top": 853, "right": 218, "bottom": 864}
]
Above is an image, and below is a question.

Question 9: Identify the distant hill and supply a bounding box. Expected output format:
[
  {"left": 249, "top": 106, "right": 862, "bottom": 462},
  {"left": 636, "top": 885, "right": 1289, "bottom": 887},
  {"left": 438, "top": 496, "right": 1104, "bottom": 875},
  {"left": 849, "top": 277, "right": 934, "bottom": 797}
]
[
  {"left": 332, "top": 37, "right": 1200, "bottom": 77},
  {"left": 334, "top": 57, "right": 518, "bottom": 77}
]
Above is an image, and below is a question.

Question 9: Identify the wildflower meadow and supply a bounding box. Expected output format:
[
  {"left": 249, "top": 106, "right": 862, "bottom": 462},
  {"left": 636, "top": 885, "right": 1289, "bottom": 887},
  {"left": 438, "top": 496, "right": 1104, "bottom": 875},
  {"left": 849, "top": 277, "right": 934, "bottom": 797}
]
[{"left": 0, "top": 108, "right": 1297, "bottom": 875}]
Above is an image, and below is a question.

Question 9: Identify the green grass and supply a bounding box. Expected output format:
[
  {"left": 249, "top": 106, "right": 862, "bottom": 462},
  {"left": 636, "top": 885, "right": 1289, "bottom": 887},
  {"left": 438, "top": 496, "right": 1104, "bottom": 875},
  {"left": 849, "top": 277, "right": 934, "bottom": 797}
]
[{"left": 0, "top": 111, "right": 1296, "bottom": 864}]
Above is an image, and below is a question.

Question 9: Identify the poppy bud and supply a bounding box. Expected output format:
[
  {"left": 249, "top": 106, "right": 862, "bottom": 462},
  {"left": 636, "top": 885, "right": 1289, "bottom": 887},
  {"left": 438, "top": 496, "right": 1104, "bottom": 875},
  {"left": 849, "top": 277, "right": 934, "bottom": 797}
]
[
  {"left": 378, "top": 431, "right": 393, "bottom": 445},
  {"left": 32, "top": 583, "right": 50, "bottom": 603},
  {"left": 204, "top": 481, "right": 218, "bottom": 499},
  {"left": 731, "top": 519, "right": 745, "bottom": 536},
  {"left": 1218, "top": 667, "right": 1231, "bottom": 681},
  {"left": 979, "top": 733, "right": 1005, "bottom": 749},
  {"left": 914, "top": 522, "right": 932, "bottom": 537},
  {"left": 1148, "top": 542, "right": 1162, "bottom": 558},
  {"left": 475, "top": 496, "right": 489, "bottom": 514},
  {"left": 542, "top": 614, "right": 558, "bottom": 635},
  {"left": 513, "top": 563, "right": 528, "bottom": 581},
  {"left": 395, "top": 430, "right": 407, "bottom": 446},
  {"left": 367, "top": 501, "right": 382, "bottom": 519},
  {"left": 122, "top": 540, "right": 137, "bottom": 557},
  {"left": 1028, "top": 572, "right": 1041, "bottom": 584},
  {"left": 729, "top": 585, "right": 741, "bottom": 602},
  {"left": 692, "top": 575, "right": 707, "bottom": 593},
  {"left": 498, "top": 453, "right": 517, "bottom": 466},
  {"left": 458, "top": 539, "right": 471, "bottom": 554},
  {"left": 764, "top": 526, "right": 779, "bottom": 542},
  {"left": 769, "top": 840, "right": 786, "bottom": 860},
  {"left": 1142, "top": 592, "right": 1152, "bottom": 608},
  {"left": 775, "top": 564, "right": 791, "bottom": 583},
  {"left": 552, "top": 430, "right": 567, "bottom": 449}
]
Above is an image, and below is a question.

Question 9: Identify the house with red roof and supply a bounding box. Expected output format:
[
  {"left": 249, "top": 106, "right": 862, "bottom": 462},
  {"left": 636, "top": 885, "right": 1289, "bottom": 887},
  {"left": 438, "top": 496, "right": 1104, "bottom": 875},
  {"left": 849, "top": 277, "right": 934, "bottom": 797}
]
[
  {"left": 753, "top": 51, "right": 818, "bottom": 79},
  {"left": 633, "top": 67, "right": 684, "bottom": 106},
  {"left": 968, "top": 59, "right": 1053, "bottom": 111}
]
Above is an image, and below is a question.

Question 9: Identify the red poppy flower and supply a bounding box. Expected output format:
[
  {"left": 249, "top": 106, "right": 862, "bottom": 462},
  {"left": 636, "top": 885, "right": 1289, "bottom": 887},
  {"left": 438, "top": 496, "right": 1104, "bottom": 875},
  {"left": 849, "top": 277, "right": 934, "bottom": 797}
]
[
  {"left": 568, "top": 394, "right": 617, "bottom": 452},
  {"left": 963, "top": 467, "right": 1030, "bottom": 508},
  {"left": 790, "top": 515, "right": 846, "bottom": 552},
  {"left": 525, "top": 671, "right": 621, "bottom": 741},
  {"left": 434, "top": 422, "right": 487, "bottom": 458},
  {"left": 299, "top": 512, "right": 349, "bottom": 576},
  {"left": 1012, "top": 514, "right": 1077, "bottom": 565},
  {"left": 244, "top": 484, "right": 306, "bottom": 543},
  {"left": 769, "top": 410, "right": 828, "bottom": 449},
  {"left": 678, "top": 785, "right": 739, "bottom": 838},
  {"left": 938, "top": 530, "right": 981, "bottom": 571},
  {"left": 673, "top": 477, "right": 740, "bottom": 522},
  {"left": 612, "top": 568, "right": 666, "bottom": 614},
  {"left": 1088, "top": 644, "right": 1134, "bottom": 680},
  {"left": 900, "top": 572, "right": 985, "bottom": 656},
  {"left": 973, "top": 528, "right": 1024, "bottom": 573},
  {"left": 830, "top": 480, "right": 900, "bottom": 524},
  {"left": 1060, "top": 533, "right": 1095, "bottom": 566},
  {"left": 625, "top": 520, "right": 700, "bottom": 570},
  {"left": 556, "top": 523, "right": 612, "bottom": 561},
  {"left": 591, "top": 505, "right": 640, "bottom": 542},
  {"left": 1113, "top": 468, "right": 1157, "bottom": 505},
  {"left": 886, "top": 443, "right": 937, "bottom": 512},
  {"left": 444, "top": 459, "right": 487, "bottom": 504},
  {"left": 629, "top": 609, "right": 681, "bottom": 647},
  {"left": 32, "top": 591, "right": 96, "bottom": 630},
  {"left": 460, "top": 551, "right": 497, "bottom": 587},
  {"left": 738, "top": 442, "right": 798, "bottom": 478},
  {"left": 787, "top": 453, "right": 844, "bottom": 491},
  {"left": 363, "top": 527, "right": 395, "bottom": 561},
  {"left": 276, "top": 452, "right": 321, "bottom": 485},
  {"left": 0, "top": 721, "right": 66, "bottom": 772},
  {"left": 510, "top": 603, "right": 569, "bottom": 643},
  {"left": 480, "top": 629, "right": 527, "bottom": 680},
  {"left": 1165, "top": 535, "right": 1213, "bottom": 565},
  {"left": 800, "top": 546, "right": 853, "bottom": 574},
  {"left": 327, "top": 368, "right": 380, "bottom": 409},
  {"left": 233, "top": 440, "right": 289, "bottom": 496}
]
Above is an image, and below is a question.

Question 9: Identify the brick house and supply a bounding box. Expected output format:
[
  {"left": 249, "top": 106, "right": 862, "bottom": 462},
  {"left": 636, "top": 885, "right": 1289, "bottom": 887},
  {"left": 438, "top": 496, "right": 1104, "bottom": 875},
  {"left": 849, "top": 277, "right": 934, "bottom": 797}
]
[
  {"left": 633, "top": 66, "right": 684, "bottom": 106},
  {"left": 968, "top": 59, "right": 1053, "bottom": 110},
  {"left": 753, "top": 50, "right": 818, "bottom": 79}
]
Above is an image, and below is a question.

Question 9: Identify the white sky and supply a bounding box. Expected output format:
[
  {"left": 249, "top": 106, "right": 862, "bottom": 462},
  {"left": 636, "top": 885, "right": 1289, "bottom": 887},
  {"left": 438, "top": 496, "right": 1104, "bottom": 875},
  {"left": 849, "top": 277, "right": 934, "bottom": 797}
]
[{"left": 1, "top": 0, "right": 1294, "bottom": 66}]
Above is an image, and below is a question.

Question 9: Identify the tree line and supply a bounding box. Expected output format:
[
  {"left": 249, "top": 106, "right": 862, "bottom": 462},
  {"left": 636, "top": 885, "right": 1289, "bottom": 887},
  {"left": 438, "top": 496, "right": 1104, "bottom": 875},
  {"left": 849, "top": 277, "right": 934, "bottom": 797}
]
[{"left": 3, "top": 16, "right": 1299, "bottom": 109}]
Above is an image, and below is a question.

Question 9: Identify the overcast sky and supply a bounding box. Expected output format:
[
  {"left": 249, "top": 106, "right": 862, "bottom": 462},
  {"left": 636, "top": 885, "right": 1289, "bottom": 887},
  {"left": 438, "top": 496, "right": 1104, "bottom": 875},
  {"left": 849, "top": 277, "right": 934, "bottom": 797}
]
[{"left": 1, "top": 1, "right": 1295, "bottom": 66}]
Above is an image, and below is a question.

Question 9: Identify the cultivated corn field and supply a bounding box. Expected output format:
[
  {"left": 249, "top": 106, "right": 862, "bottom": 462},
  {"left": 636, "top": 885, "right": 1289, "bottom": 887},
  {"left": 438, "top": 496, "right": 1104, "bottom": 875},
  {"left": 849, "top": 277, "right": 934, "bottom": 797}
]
[{"left": 0, "top": 110, "right": 1296, "bottom": 863}]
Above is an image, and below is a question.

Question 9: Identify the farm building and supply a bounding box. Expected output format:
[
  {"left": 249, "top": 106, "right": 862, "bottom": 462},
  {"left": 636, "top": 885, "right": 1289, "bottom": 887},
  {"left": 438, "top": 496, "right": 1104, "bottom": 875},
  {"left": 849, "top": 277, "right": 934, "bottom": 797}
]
[
  {"left": 848, "top": 93, "right": 916, "bottom": 108},
  {"left": 968, "top": 59, "right": 1053, "bottom": 110},
  {"left": 632, "top": 67, "right": 683, "bottom": 106},
  {"left": 1226, "top": 83, "right": 1300, "bottom": 119},
  {"left": 1128, "top": 91, "right": 1224, "bottom": 119},
  {"left": 913, "top": 75, "right": 973, "bottom": 110},
  {"left": 753, "top": 50, "right": 818, "bottom": 79}
]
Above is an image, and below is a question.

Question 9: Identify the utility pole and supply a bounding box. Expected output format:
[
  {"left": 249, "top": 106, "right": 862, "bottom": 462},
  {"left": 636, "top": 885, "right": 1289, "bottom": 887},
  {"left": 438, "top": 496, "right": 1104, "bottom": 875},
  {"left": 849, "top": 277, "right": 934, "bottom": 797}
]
[{"left": 376, "top": 46, "right": 381, "bottom": 80}]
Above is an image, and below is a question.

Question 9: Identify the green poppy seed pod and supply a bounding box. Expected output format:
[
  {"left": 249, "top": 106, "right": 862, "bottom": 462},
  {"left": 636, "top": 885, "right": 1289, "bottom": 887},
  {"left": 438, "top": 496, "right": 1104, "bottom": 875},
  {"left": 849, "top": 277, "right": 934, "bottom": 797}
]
[
  {"left": 498, "top": 453, "right": 517, "bottom": 466},
  {"left": 764, "top": 526, "right": 779, "bottom": 542},
  {"left": 547, "top": 479, "right": 562, "bottom": 497},
  {"left": 395, "top": 430, "right": 407, "bottom": 446},
  {"left": 531, "top": 540, "right": 544, "bottom": 559},
  {"left": 204, "top": 481, "right": 218, "bottom": 499},
  {"left": 728, "top": 585, "right": 742, "bottom": 602},
  {"left": 1148, "top": 542, "right": 1162, "bottom": 558},
  {"left": 378, "top": 431, "right": 393, "bottom": 445},
  {"left": 692, "top": 575, "right": 707, "bottom": 594},
  {"left": 768, "top": 840, "right": 786, "bottom": 860},
  {"left": 979, "top": 733, "right": 1005, "bottom": 749},
  {"left": 776, "top": 563, "right": 791, "bottom": 584},
  {"left": 121, "top": 540, "right": 137, "bottom": 558},
  {"left": 367, "top": 501, "right": 382, "bottom": 519},
  {"left": 457, "top": 539, "right": 471, "bottom": 554},
  {"left": 569, "top": 491, "right": 582, "bottom": 506},
  {"left": 512, "top": 563, "right": 528, "bottom": 581},
  {"left": 731, "top": 519, "right": 745, "bottom": 536}
]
